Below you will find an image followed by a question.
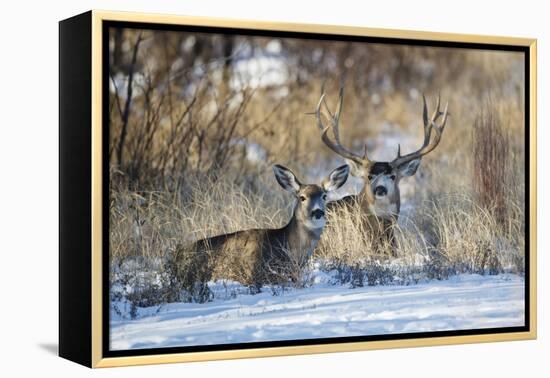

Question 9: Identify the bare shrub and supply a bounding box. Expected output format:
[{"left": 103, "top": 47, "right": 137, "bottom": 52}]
[
  {"left": 166, "top": 245, "right": 214, "bottom": 303},
  {"left": 110, "top": 257, "right": 176, "bottom": 319},
  {"left": 473, "top": 103, "right": 510, "bottom": 224}
]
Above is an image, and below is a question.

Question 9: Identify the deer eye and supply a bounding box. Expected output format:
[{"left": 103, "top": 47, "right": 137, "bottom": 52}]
[
  {"left": 368, "top": 174, "right": 374, "bottom": 181},
  {"left": 299, "top": 195, "right": 307, "bottom": 202},
  {"left": 390, "top": 174, "right": 396, "bottom": 181}
]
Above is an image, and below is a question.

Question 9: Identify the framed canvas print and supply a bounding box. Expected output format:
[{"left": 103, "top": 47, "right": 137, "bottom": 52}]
[{"left": 59, "top": 10, "right": 537, "bottom": 368}]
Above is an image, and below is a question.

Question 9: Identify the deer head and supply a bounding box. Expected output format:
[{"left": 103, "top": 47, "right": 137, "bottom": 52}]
[
  {"left": 273, "top": 164, "right": 350, "bottom": 230},
  {"left": 313, "top": 85, "right": 448, "bottom": 219}
]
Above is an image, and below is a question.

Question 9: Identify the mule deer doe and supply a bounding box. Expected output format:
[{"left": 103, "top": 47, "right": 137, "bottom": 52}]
[
  {"left": 170, "top": 164, "right": 350, "bottom": 301},
  {"left": 313, "top": 85, "right": 449, "bottom": 251}
]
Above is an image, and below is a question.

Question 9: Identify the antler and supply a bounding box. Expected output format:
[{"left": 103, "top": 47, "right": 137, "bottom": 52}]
[
  {"left": 313, "top": 84, "right": 371, "bottom": 166},
  {"left": 391, "top": 94, "right": 449, "bottom": 168}
]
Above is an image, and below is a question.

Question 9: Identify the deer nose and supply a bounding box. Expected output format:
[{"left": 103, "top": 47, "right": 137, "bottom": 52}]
[
  {"left": 311, "top": 209, "right": 325, "bottom": 219},
  {"left": 374, "top": 186, "right": 388, "bottom": 196}
]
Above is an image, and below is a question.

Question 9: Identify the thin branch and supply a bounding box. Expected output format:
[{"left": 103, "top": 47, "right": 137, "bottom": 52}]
[{"left": 116, "top": 31, "right": 144, "bottom": 168}]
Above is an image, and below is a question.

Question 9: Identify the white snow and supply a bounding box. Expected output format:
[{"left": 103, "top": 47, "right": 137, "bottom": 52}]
[
  {"left": 229, "top": 138, "right": 268, "bottom": 163},
  {"left": 229, "top": 39, "right": 289, "bottom": 91},
  {"left": 110, "top": 273, "right": 525, "bottom": 351},
  {"left": 231, "top": 55, "right": 288, "bottom": 90}
]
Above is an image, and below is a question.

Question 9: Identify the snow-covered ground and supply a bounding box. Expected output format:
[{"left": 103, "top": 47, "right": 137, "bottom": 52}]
[{"left": 110, "top": 273, "right": 525, "bottom": 351}]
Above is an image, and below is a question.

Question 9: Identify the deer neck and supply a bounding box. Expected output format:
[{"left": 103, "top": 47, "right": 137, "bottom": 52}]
[{"left": 283, "top": 208, "right": 323, "bottom": 260}]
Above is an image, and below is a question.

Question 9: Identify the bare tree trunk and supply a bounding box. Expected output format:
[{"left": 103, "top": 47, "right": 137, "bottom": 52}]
[
  {"left": 116, "top": 32, "right": 143, "bottom": 168},
  {"left": 112, "top": 28, "right": 123, "bottom": 71}
]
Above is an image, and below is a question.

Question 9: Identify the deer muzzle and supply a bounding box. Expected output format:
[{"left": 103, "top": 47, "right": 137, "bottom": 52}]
[
  {"left": 374, "top": 186, "right": 388, "bottom": 197},
  {"left": 311, "top": 209, "right": 325, "bottom": 219}
]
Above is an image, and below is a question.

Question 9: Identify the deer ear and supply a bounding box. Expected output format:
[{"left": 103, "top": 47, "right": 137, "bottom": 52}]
[
  {"left": 273, "top": 164, "right": 302, "bottom": 193},
  {"left": 345, "top": 159, "right": 366, "bottom": 177},
  {"left": 323, "top": 164, "right": 350, "bottom": 192},
  {"left": 399, "top": 158, "right": 421, "bottom": 177}
]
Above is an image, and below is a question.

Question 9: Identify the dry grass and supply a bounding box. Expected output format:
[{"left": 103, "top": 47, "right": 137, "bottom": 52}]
[
  {"left": 110, "top": 163, "right": 524, "bottom": 304},
  {"left": 419, "top": 194, "right": 523, "bottom": 275},
  {"left": 110, "top": 170, "right": 291, "bottom": 261},
  {"left": 315, "top": 190, "right": 524, "bottom": 286}
]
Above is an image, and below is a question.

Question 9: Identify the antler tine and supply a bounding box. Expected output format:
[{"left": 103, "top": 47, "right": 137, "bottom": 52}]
[
  {"left": 423, "top": 93, "right": 443, "bottom": 124},
  {"left": 419, "top": 101, "right": 449, "bottom": 155},
  {"left": 422, "top": 94, "right": 429, "bottom": 128},
  {"left": 437, "top": 101, "right": 449, "bottom": 133},
  {"left": 427, "top": 99, "right": 449, "bottom": 138},
  {"left": 335, "top": 84, "right": 345, "bottom": 124},
  {"left": 432, "top": 94, "right": 441, "bottom": 123},
  {"left": 313, "top": 83, "right": 368, "bottom": 165},
  {"left": 421, "top": 94, "right": 434, "bottom": 146},
  {"left": 328, "top": 86, "right": 345, "bottom": 144},
  {"left": 314, "top": 93, "right": 327, "bottom": 132},
  {"left": 392, "top": 95, "right": 449, "bottom": 168}
]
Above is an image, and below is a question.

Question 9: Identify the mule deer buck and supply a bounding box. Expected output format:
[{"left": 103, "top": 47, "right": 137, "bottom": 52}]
[
  {"left": 170, "top": 164, "right": 350, "bottom": 301},
  {"left": 313, "top": 85, "right": 448, "bottom": 252}
]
